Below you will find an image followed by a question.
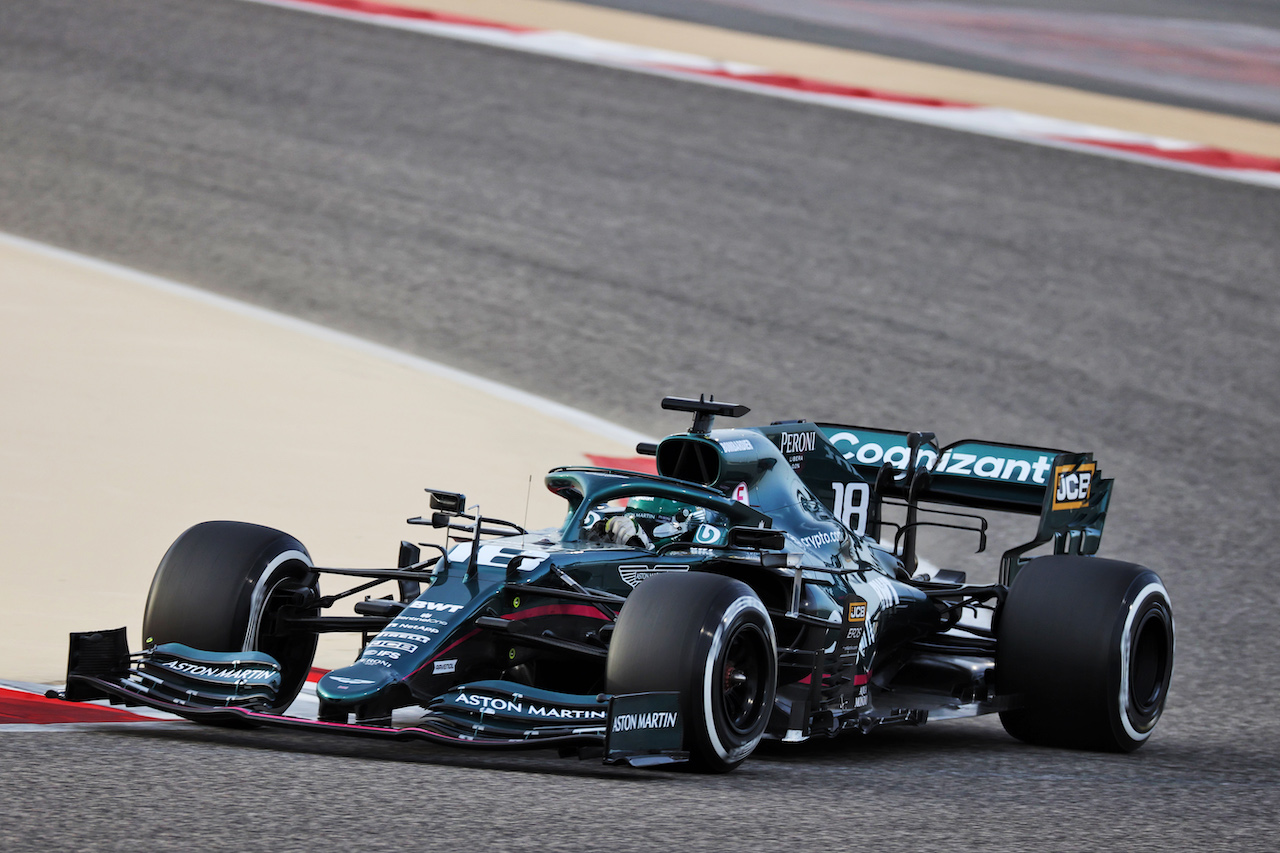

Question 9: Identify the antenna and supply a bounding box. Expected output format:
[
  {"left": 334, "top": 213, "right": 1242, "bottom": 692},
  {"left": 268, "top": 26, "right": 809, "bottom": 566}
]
[{"left": 523, "top": 474, "right": 532, "bottom": 540}]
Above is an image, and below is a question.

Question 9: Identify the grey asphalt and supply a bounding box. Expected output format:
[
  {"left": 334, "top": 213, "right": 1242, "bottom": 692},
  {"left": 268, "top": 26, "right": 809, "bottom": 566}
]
[{"left": 2, "top": 0, "right": 1278, "bottom": 848}]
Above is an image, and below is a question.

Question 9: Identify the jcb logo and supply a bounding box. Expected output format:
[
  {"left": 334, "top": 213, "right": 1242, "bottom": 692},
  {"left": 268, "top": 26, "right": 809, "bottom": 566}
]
[
  {"left": 1052, "top": 462, "right": 1096, "bottom": 511},
  {"left": 847, "top": 599, "right": 867, "bottom": 623}
]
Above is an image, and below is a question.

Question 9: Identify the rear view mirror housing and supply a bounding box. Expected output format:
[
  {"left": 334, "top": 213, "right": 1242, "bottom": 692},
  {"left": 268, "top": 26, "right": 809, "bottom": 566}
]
[{"left": 427, "top": 490, "right": 467, "bottom": 514}]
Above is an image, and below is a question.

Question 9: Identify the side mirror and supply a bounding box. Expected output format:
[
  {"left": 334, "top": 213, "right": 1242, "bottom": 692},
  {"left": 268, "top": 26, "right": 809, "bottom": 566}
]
[{"left": 427, "top": 489, "right": 467, "bottom": 514}]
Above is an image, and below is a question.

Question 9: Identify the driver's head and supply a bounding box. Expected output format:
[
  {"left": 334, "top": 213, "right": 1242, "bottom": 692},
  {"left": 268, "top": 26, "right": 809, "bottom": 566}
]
[
  {"left": 624, "top": 496, "right": 726, "bottom": 547},
  {"left": 604, "top": 496, "right": 685, "bottom": 549}
]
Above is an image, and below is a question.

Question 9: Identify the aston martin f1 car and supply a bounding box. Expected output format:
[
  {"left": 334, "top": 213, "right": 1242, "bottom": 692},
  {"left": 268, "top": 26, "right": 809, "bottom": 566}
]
[{"left": 58, "top": 396, "right": 1174, "bottom": 771}]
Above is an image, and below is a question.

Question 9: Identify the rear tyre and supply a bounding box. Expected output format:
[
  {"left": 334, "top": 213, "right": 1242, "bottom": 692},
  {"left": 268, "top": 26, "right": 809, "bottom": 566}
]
[
  {"left": 142, "top": 521, "right": 320, "bottom": 712},
  {"left": 997, "top": 555, "right": 1174, "bottom": 751},
  {"left": 607, "top": 572, "right": 777, "bottom": 772}
]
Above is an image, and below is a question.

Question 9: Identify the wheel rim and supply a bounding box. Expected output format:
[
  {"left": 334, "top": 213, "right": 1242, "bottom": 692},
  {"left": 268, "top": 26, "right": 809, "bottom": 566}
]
[
  {"left": 718, "top": 622, "right": 770, "bottom": 735},
  {"left": 1129, "top": 606, "right": 1171, "bottom": 717},
  {"left": 249, "top": 572, "right": 318, "bottom": 711}
]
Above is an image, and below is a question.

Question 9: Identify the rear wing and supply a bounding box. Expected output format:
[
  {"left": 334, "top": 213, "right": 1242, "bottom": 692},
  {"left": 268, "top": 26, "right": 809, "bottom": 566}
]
[{"left": 815, "top": 424, "right": 1112, "bottom": 583}]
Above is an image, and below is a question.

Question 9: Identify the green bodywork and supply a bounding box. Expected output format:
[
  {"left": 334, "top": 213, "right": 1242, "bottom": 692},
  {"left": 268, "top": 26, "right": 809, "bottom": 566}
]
[{"left": 316, "top": 415, "right": 1110, "bottom": 722}]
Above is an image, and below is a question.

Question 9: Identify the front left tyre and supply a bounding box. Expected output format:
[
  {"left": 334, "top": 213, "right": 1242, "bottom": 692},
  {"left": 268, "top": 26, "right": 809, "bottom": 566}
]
[
  {"left": 606, "top": 572, "right": 777, "bottom": 772},
  {"left": 142, "top": 520, "right": 320, "bottom": 712}
]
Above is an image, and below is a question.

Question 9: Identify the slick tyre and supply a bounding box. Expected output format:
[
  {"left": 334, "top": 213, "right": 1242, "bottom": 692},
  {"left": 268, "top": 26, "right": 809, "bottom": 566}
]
[
  {"left": 607, "top": 572, "right": 777, "bottom": 772},
  {"left": 142, "top": 521, "right": 320, "bottom": 712},
  {"left": 997, "top": 555, "right": 1174, "bottom": 752}
]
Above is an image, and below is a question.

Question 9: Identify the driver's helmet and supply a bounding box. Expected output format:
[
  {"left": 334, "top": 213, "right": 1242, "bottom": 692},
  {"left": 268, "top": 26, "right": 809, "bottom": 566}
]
[{"left": 618, "top": 496, "right": 728, "bottom": 549}]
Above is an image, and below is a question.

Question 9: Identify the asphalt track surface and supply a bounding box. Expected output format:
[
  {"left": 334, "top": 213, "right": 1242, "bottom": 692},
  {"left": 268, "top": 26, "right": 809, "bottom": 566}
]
[{"left": 2, "top": 0, "right": 1279, "bottom": 848}]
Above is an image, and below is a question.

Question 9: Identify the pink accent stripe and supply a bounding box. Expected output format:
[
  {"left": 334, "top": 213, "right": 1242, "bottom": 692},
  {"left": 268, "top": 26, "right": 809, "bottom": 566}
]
[
  {"left": 293, "top": 0, "right": 534, "bottom": 32},
  {"left": 403, "top": 606, "right": 608, "bottom": 678},
  {"left": 666, "top": 66, "right": 976, "bottom": 108},
  {"left": 1054, "top": 137, "right": 1280, "bottom": 173},
  {"left": 504, "top": 604, "right": 609, "bottom": 621},
  {"left": 797, "top": 671, "right": 870, "bottom": 686},
  {"left": 0, "top": 686, "right": 156, "bottom": 724}
]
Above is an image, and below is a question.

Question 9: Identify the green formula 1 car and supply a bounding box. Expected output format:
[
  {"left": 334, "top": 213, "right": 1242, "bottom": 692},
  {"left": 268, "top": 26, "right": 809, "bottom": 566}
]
[{"left": 58, "top": 396, "right": 1174, "bottom": 772}]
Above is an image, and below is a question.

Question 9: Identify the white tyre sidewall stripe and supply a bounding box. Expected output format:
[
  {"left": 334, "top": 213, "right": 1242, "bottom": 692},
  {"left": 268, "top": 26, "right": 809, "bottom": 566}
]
[
  {"left": 1118, "top": 580, "right": 1173, "bottom": 743},
  {"left": 701, "top": 593, "right": 775, "bottom": 764}
]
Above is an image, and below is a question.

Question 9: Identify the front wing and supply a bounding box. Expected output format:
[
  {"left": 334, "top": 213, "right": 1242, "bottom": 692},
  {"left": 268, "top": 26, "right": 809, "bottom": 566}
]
[{"left": 56, "top": 629, "right": 686, "bottom": 767}]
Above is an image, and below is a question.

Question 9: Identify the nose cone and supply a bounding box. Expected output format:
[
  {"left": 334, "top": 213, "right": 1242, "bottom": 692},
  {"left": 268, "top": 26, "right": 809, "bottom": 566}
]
[{"left": 316, "top": 663, "right": 398, "bottom": 706}]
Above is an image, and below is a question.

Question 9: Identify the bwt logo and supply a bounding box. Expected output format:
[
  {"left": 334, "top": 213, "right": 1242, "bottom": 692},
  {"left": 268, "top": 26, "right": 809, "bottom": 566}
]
[{"left": 1052, "top": 462, "right": 1096, "bottom": 511}]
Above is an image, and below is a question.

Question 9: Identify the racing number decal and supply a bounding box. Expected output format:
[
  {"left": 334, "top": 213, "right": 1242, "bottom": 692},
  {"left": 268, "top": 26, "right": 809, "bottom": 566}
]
[
  {"left": 481, "top": 546, "right": 550, "bottom": 571},
  {"left": 448, "top": 544, "right": 550, "bottom": 571},
  {"left": 831, "top": 482, "right": 870, "bottom": 536}
]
